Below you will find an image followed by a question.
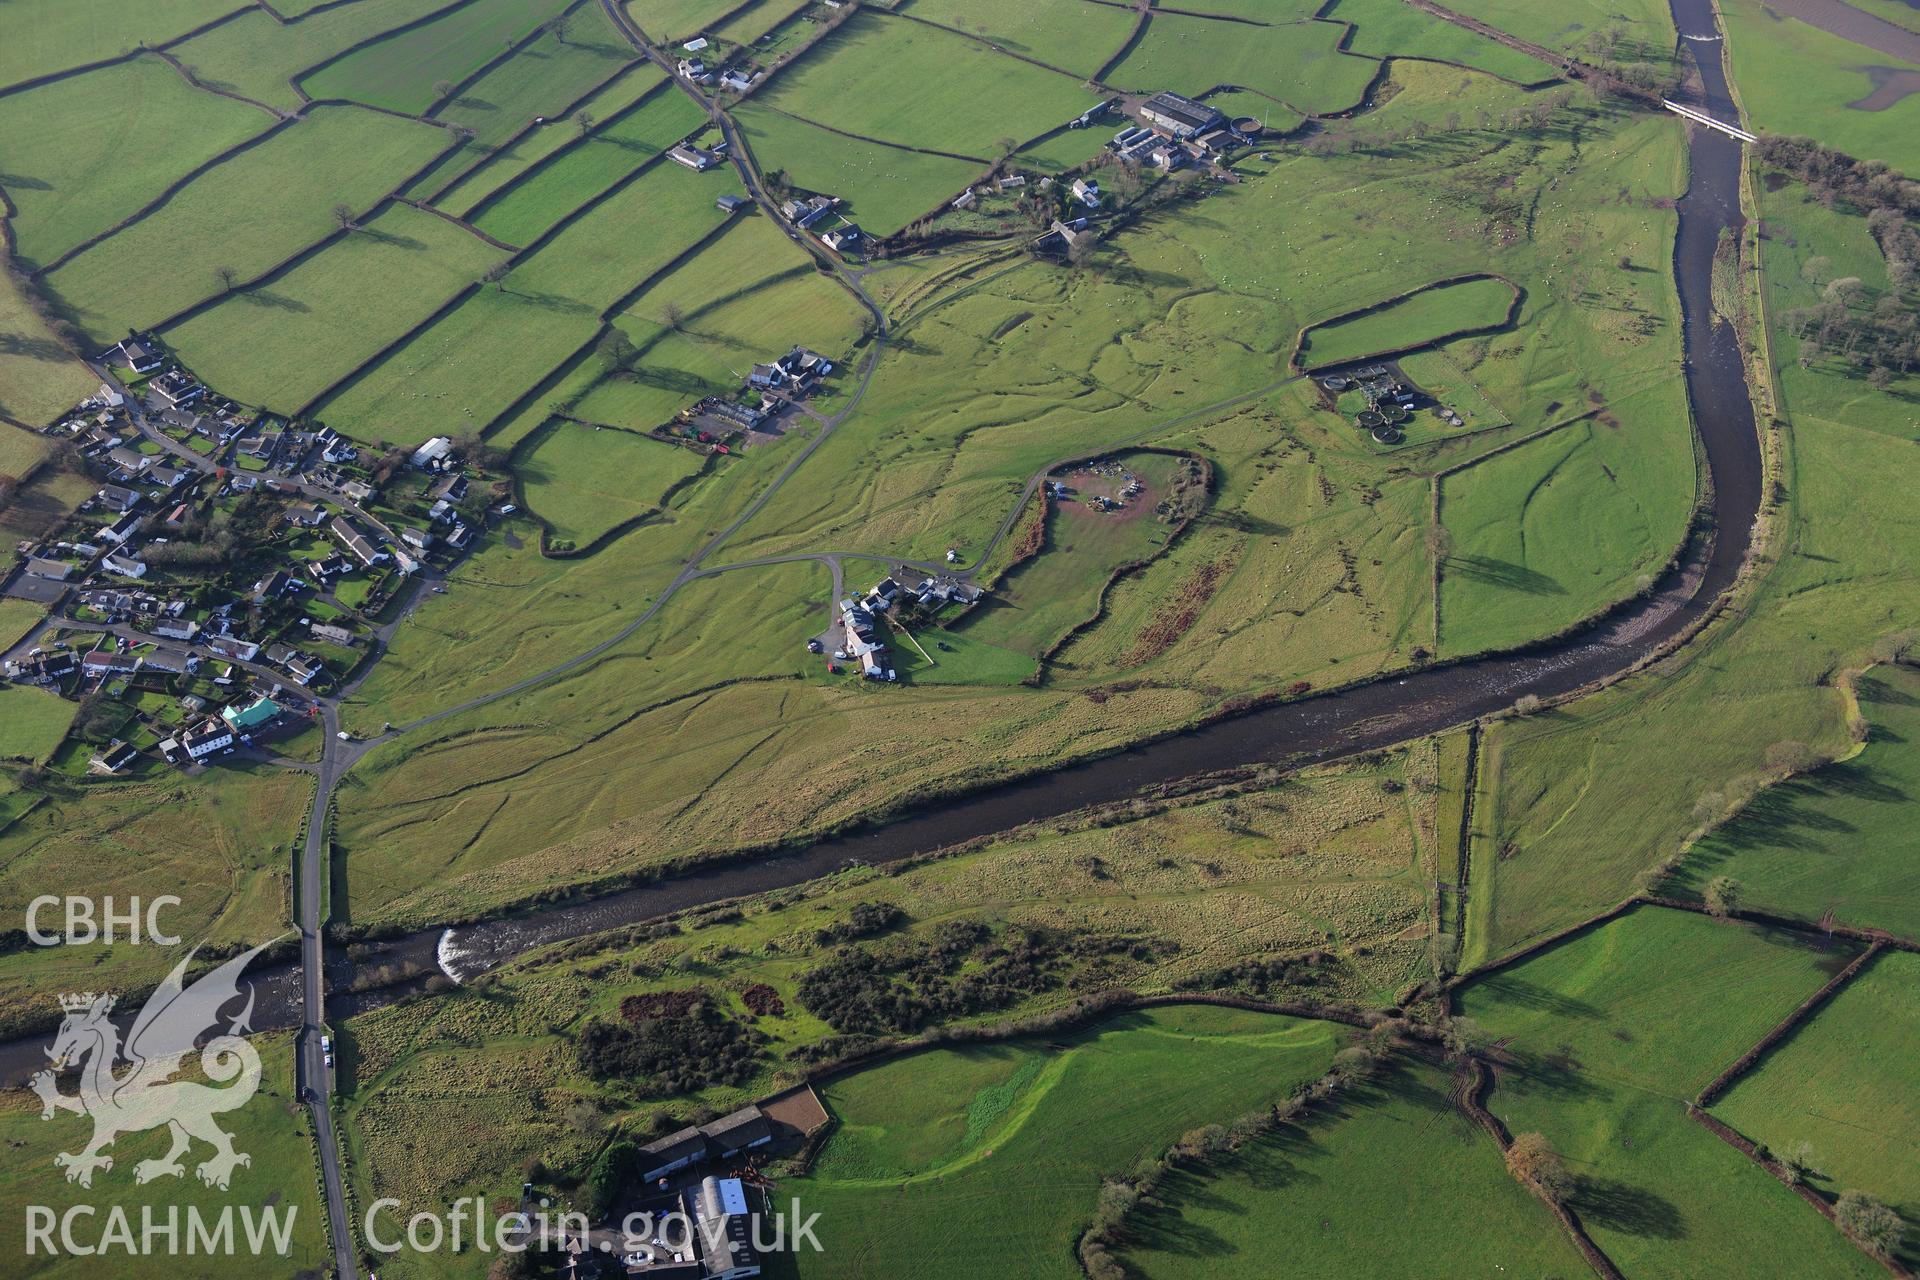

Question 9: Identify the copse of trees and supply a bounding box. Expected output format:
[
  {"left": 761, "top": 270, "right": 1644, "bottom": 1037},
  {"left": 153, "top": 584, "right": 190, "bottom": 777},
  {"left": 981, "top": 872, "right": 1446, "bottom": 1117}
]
[
  {"left": 576, "top": 1000, "right": 764, "bottom": 1095},
  {"left": 1763, "top": 136, "right": 1920, "bottom": 387},
  {"left": 798, "top": 921, "right": 1060, "bottom": 1036}
]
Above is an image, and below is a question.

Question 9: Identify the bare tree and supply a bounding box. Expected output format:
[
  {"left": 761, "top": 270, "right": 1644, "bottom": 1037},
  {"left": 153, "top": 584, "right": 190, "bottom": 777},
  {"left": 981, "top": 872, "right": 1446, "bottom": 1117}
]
[
  {"left": 544, "top": 13, "right": 572, "bottom": 43},
  {"left": 1764, "top": 740, "right": 1817, "bottom": 775},
  {"left": 433, "top": 79, "right": 454, "bottom": 102},
  {"left": 1506, "top": 1133, "right": 1574, "bottom": 1203},
  {"left": 481, "top": 263, "right": 511, "bottom": 293},
  {"left": 661, "top": 300, "right": 686, "bottom": 332},
  {"left": 1835, "top": 1191, "right": 1905, "bottom": 1260},
  {"left": 331, "top": 202, "right": 358, "bottom": 232},
  {"left": 1704, "top": 875, "right": 1741, "bottom": 918},
  {"left": 212, "top": 265, "right": 238, "bottom": 292},
  {"left": 575, "top": 110, "right": 596, "bottom": 137}
]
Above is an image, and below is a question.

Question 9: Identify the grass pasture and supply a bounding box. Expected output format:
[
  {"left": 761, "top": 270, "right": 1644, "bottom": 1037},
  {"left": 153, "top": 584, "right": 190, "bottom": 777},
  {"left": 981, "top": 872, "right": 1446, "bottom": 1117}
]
[
  {"left": 162, "top": 202, "right": 507, "bottom": 413},
  {"left": 0, "top": 766, "right": 310, "bottom": 1013},
  {"left": 751, "top": 11, "right": 1098, "bottom": 159},
  {"left": 0, "top": 1034, "right": 326, "bottom": 1278},
  {"left": 1438, "top": 401, "right": 1693, "bottom": 654},
  {"left": 0, "top": 684, "right": 75, "bottom": 763},
  {"left": 1106, "top": 13, "right": 1378, "bottom": 114},
  {"left": 0, "top": 0, "right": 248, "bottom": 91},
  {"left": 1668, "top": 665, "right": 1920, "bottom": 943},
  {"left": 0, "top": 424, "right": 51, "bottom": 484},
  {"left": 1461, "top": 906, "right": 1878, "bottom": 1278},
  {"left": 1712, "top": 950, "right": 1920, "bottom": 1263},
  {"left": 0, "top": 600, "right": 51, "bottom": 651},
  {"left": 469, "top": 87, "right": 708, "bottom": 245},
  {"left": 788, "top": 1007, "right": 1339, "bottom": 1280},
  {"left": 311, "top": 283, "right": 601, "bottom": 444},
  {"left": 431, "top": 65, "right": 666, "bottom": 218},
  {"left": 731, "top": 103, "right": 984, "bottom": 235},
  {"left": 169, "top": 0, "right": 454, "bottom": 113},
  {"left": 314, "top": 163, "right": 727, "bottom": 443},
  {"left": 1116, "top": 1058, "right": 1590, "bottom": 1279},
  {"left": 299, "top": 0, "right": 571, "bottom": 115},
  {"left": 517, "top": 422, "right": 707, "bottom": 545},
  {"left": 621, "top": 0, "right": 747, "bottom": 43},
  {"left": 1297, "top": 275, "right": 1518, "bottom": 369},
  {"left": 0, "top": 265, "right": 93, "bottom": 429},
  {"left": 432, "top": 4, "right": 635, "bottom": 152},
  {"left": 1435, "top": 0, "right": 1675, "bottom": 55},
  {"left": 1331, "top": 0, "right": 1559, "bottom": 84},
  {"left": 44, "top": 104, "right": 451, "bottom": 338},
  {"left": 1393, "top": 348, "right": 1510, "bottom": 430},
  {"left": 0, "top": 55, "right": 270, "bottom": 269},
  {"left": 900, "top": 0, "right": 1140, "bottom": 78}
]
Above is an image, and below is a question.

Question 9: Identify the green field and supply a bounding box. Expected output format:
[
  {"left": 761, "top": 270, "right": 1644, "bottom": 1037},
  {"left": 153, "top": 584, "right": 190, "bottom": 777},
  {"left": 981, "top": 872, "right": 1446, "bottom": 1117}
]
[
  {"left": 1461, "top": 907, "right": 1880, "bottom": 1278},
  {"left": 299, "top": 0, "right": 571, "bottom": 114},
  {"left": 788, "top": 1006, "right": 1340, "bottom": 1280},
  {"left": 1713, "top": 950, "right": 1920, "bottom": 1264},
  {"left": 621, "top": 0, "right": 744, "bottom": 42},
  {"left": 469, "top": 87, "right": 708, "bottom": 245},
  {"left": 752, "top": 11, "right": 1099, "bottom": 158},
  {"left": 1298, "top": 276, "right": 1518, "bottom": 368},
  {"left": 1669, "top": 665, "right": 1920, "bottom": 942},
  {"left": 0, "top": 423, "right": 53, "bottom": 485},
  {"left": 0, "top": 55, "right": 269, "bottom": 269},
  {"left": 0, "top": 767, "right": 310, "bottom": 1017},
  {"left": 0, "top": 1034, "right": 327, "bottom": 1277},
  {"left": 169, "top": 0, "right": 452, "bottom": 112},
  {"left": 0, "top": 265, "right": 94, "bottom": 430},
  {"left": 1107, "top": 12, "right": 1379, "bottom": 114},
  {"left": 1164, "top": 0, "right": 1327, "bottom": 18},
  {"left": 1117, "top": 1058, "right": 1590, "bottom": 1278},
  {"left": 0, "top": 600, "right": 51, "bottom": 651},
  {"left": 1438, "top": 406, "right": 1694, "bottom": 653},
  {"left": 337, "top": 558, "right": 829, "bottom": 920},
  {"left": 900, "top": 0, "right": 1139, "bottom": 78},
  {"left": 0, "top": 684, "right": 75, "bottom": 763},
  {"left": 1720, "top": 0, "right": 1920, "bottom": 172},
  {"left": 313, "top": 163, "right": 727, "bottom": 443},
  {"left": 162, "top": 201, "right": 507, "bottom": 413},
  {"left": 518, "top": 422, "right": 707, "bottom": 545},
  {"left": 432, "top": 3, "right": 635, "bottom": 151},
  {"left": 433, "top": 65, "right": 666, "bottom": 218},
  {"left": 44, "top": 104, "right": 450, "bottom": 337},
  {"left": 1437, "top": 0, "right": 1675, "bottom": 55},
  {"left": 732, "top": 103, "right": 984, "bottom": 235},
  {"left": 0, "top": 0, "right": 247, "bottom": 90},
  {"left": 1331, "top": 0, "right": 1559, "bottom": 83}
]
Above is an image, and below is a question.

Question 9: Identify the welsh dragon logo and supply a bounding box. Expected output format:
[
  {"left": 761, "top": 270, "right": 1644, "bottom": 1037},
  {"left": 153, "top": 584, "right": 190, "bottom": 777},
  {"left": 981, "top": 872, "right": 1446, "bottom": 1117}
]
[{"left": 30, "top": 940, "right": 273, "bottom": 1190}]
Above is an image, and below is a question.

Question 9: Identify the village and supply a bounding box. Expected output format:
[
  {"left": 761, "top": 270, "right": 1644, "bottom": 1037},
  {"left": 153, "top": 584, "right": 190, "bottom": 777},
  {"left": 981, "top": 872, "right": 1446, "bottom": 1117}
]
[{"left": 0, "top": 321, "right": 852, "bottom": 779}]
